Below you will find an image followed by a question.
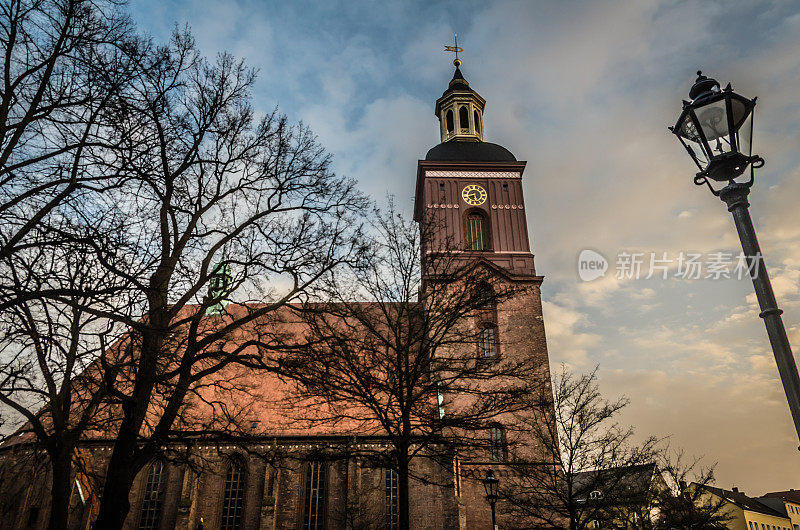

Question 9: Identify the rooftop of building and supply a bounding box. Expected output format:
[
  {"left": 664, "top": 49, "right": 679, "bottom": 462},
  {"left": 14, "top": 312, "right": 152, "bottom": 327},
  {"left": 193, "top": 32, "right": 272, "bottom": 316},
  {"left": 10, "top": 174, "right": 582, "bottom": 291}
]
[
  {"left": 424, "top": 140, "right": 516, "bottom": 162},
  {"left": 701, "top": 485, "right": 788, "bottom": 517},
  {"left": 762, "top": 489, "right": 800, "bottom": 504}
]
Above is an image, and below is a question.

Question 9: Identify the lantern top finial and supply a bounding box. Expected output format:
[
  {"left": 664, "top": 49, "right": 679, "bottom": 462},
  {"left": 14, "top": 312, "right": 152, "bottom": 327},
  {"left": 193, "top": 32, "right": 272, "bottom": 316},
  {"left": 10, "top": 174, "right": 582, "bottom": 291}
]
[{"left": 689, "top": 70, "right": 721, "bottom": 102}]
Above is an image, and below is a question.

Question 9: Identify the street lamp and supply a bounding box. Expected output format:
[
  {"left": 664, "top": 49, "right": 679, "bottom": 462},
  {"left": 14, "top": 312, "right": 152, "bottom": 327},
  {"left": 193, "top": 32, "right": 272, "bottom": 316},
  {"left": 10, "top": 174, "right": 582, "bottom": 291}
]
[
  {"left": 670, "top": 71, "right": 800, "bottom": 447},
  {"left": 481, "top": 469, "right": 499, "bottom": 529}
]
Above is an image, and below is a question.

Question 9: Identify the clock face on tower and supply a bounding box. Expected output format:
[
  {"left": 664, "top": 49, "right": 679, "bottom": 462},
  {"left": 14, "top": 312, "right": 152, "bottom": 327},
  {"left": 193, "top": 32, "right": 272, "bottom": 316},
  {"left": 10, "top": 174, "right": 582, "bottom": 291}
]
[{"left": 461, "top": 184, "right": 487, "bottom": 206}]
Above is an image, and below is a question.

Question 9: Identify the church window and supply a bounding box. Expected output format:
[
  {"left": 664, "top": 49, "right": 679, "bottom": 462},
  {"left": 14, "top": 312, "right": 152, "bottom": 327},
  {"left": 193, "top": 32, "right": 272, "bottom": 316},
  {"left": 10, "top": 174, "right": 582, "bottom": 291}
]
[
  {"left": 466, "top": 213, "right": 487, "bottom": 251},
  {"left": 302, "top": 461, "right": 327, "bottom": 530},
  {"left": 266, "top": 465, "right": 277, "bottom": 498},
  {"left": 459, "top": 106, "right": 469, "bottom": 131},
  {"left": 474, "top": 110, "right": 481, "bottom": 134},
  {"left": 446, "top": 110, "right": 454, "bottom": 133},
  {"left": 475, "top": 282, "right": 496, "bottom": 309},
  {"left": 385, "top": 467, "right": 399, "bottom": 529},
  {"left": 221, "top": 458, "right": 245, "bottom": 530},
  {"left": 479, "top": 325, "right": 498, "bottom": 358},
  {"left": 138, "top": 460, "right": 166, "bottom": 530},
  {"left": 488, "top": 425, "right": 506, "bottom": 461}
]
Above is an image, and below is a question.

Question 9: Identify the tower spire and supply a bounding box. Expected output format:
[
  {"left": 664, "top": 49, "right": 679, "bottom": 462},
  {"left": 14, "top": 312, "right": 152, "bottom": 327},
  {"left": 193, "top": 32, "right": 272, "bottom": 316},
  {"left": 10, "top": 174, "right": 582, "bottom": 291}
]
[{"left": 437, "top": 35, "right": 485, "bottom": 143}]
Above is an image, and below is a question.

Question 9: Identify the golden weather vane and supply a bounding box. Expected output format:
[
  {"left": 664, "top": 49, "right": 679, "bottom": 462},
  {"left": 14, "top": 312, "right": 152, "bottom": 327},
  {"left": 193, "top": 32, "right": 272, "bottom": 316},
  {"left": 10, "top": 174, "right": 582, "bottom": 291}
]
[{"left": 444, "top": 33, "right": 462, "bottom": 67}]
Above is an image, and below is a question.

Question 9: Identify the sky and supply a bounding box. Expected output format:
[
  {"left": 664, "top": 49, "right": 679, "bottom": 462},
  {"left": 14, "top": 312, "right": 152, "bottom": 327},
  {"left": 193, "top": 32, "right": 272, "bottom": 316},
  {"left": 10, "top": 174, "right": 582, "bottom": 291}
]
[{"left": 128, "top": 0, "right": 800, "bottom": 494}]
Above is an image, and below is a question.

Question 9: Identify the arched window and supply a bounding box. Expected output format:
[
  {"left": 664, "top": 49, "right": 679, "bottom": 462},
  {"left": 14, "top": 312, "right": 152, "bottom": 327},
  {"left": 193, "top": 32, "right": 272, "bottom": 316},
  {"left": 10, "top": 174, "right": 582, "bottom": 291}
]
[
  {"left": 479, "top": 324, "right": 498, "bottom": 358},
  {"left": 445, "top": 110, "right": 454, "bottom": 133},
  {"left": 302, "top": 461, "right": 327, "bottom": 530},
  {"left": 488, "top": 425, "right": 506, "bottom": 461},
  {"left": 459, "top": 106, "right": 469, "bottom": 131},
  {"left": 138, "top": 460, "right": 166, "bottom": 530},
  {"left": 221, "top": 458, "right": 245, "bottom": 530},
  {"left": 474, "top": 110, "right": 481, "bottom": 134},
  {"left": 475, "top": 282, "right": 496, "bottom": 309},
  {"left": 466, "top": 213, "right": 487, "bottom": 251}
]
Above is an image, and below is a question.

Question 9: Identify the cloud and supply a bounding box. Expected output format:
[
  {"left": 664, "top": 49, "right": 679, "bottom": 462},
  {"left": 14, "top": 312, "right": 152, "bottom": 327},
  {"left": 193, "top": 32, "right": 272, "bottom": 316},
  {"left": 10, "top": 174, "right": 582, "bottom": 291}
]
[
  {"left": 127, "top": 0, "right": 800, "bottom": 495},
  {"left": 542, "top": 301, "right": 600, "bottom": 368}
]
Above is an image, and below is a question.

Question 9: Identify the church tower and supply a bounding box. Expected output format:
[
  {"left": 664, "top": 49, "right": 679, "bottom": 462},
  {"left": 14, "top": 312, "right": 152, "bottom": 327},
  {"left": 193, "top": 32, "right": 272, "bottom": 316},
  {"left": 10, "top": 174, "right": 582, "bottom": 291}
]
[
  {"left": 414, "top": 63, "right": 537, "bottom": 281},
  {"left": 415, "top": 60, "right": 552, "bottom": 530}
]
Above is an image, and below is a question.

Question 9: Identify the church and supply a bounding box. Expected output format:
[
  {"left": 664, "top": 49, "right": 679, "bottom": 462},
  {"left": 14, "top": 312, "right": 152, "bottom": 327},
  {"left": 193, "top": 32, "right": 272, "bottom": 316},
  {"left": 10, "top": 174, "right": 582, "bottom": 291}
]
[{"left": 0, "top": 59, "right": 553, "bottom": 530}]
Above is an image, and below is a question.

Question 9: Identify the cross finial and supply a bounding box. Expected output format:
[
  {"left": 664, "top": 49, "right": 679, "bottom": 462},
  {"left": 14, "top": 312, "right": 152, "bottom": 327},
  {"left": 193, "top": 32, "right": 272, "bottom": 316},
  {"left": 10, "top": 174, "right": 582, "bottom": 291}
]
[{"left": 444, "top": 33, "right": 462, "bottom": 68}]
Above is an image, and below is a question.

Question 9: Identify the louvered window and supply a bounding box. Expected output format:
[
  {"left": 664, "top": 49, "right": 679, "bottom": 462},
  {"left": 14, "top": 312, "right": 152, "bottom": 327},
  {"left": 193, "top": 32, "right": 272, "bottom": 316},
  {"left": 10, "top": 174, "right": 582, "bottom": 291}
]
[
  {"left": 302, "top": 461, "right": 327, "bottom": 530},
  {"left": 138, "top": 460, "right": 166, "bottom": 530},
  {"left": 466, "top": 214, "right": 486, "bottom": 251},
  {"left": 221, "top": 459, "right": 245, "bottom": 530}
]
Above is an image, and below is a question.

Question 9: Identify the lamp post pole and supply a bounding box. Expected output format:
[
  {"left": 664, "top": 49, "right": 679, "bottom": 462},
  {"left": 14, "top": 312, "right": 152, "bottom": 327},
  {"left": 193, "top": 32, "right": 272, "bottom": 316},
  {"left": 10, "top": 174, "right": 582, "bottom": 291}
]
[
  {"left": 482, "top": 469, "right": 499, "bottom": 530},
  {"left": 670, "top": 71, "right": 800, "bottom": 447},
  {"left": 719, "top": 182, "right": 800, "bottom": 444}
]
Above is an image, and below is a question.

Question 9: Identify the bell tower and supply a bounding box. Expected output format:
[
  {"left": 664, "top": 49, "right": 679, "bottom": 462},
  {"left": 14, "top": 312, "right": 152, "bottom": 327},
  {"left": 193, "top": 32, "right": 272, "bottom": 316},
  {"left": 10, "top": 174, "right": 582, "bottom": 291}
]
[
  {"left": 414, "top": 63, "right": 536, "bottom": 281},
  {"left": 415, "top": 59, "right": 551, "bottom": 530},
  {"left": 435, "top": 64, "right": 486, "bottom": 143}
]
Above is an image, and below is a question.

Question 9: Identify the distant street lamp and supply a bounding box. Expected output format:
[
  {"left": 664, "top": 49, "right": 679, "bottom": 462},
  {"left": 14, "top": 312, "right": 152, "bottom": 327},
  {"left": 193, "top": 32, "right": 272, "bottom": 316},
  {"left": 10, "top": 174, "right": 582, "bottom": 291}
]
[
  {"left": 670, "top": 71, "right": 800, "bottom": 447},
  {"left": 482, "top": 469, "right": 500, "bottom": 529}
]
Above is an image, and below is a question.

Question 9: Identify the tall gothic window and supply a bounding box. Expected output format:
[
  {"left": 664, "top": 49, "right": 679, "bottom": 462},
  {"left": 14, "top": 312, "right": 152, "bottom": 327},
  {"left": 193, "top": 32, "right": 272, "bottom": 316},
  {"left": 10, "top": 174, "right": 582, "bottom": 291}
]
[
  {"left": 466, "top": 213, "right": 486, "bottom": 251},
  {"left": 488, "top": 425, "right": 506, "bottom": 461},
  {"left": 138, "top": 460, "right": 166, "bottom": 530},
  {"left": 221, "top": 458, "right": 245, "bottom": 530},
  {"left": 474, "top": 110, "right": 481, "bottom": 134},
  {"left": 266, "top": 465, "right": 277, "bottom": 498},
  {"left": 446, "top": 110, "right": 454, "bottom": 133},
  {"left": 385, "top": 467, "right": 399, "bottom": 529},
  {"left": 459, "top": 106, "right": 469, "bottom": 131},
  {"left": 479, "top": 325, "right": 498, "bottom": 358},
  {"left": 302, "top": 461, "right": 327, "bottom": 530}
]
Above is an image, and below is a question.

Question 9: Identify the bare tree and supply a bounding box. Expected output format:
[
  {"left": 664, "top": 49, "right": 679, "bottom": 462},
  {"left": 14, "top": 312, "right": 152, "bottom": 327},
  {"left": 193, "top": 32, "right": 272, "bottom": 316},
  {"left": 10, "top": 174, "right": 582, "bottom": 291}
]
[
  {"left": 76, "top": 28, "right": 367, "bottom": 527},
  {"left": 0, "top": 2, "right": 142, "bottom": 528},
  {"left": 0, "top": 227, "right": 132, "bottom": 530},
  {"left": 0, "top": 0, "right": 134, "bottom": 266},
  {"left": 274, "top": 201, "right": 542, "bottom": 530},
  {"left": 0, "top": 12, "right": 365, "bottom": 526},
  {"left": 649, "top": 451, "right": 731, "bottom": 530},
  {"left": 500, "top": 366, "right": 659, "bottom": 530}
]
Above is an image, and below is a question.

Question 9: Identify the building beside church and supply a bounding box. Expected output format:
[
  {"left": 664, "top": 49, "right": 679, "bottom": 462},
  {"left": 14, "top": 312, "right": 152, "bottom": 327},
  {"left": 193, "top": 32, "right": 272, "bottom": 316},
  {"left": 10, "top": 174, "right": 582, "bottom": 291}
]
[
  {"left": 698, "top": 486, "right": 794, "bottom": 530},
  {"left": 757, "top": 490, "right": 800, "bottom": 530},
  {"left": 0, "top": 61, "right": 552, "bottom": 530}
]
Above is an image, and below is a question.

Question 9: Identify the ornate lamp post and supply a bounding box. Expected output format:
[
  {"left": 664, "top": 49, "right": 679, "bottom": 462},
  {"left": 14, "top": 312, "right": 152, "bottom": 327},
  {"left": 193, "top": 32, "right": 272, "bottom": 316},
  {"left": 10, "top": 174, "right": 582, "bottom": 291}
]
[
  {"left": 481, "top": 469, "right": 500, "bottom": 529},
  {"left": 670, "top": 71, "right": 800, "bottom": 447}
]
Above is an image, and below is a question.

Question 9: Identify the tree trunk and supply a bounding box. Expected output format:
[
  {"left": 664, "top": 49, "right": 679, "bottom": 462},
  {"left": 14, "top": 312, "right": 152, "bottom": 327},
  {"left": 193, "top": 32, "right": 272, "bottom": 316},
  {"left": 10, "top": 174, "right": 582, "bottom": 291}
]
[
  {"left": 47, "top": 449, "right": 72, "bottom": 530},
  {"left": 94, "top": 316, "right": 164, "bottom": 528},
  {"left": 398, "top": 443, "right": 410, "bottom": 530},
  {"left": 92, "top": 424, "right": 141, "bottom": 529}
]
